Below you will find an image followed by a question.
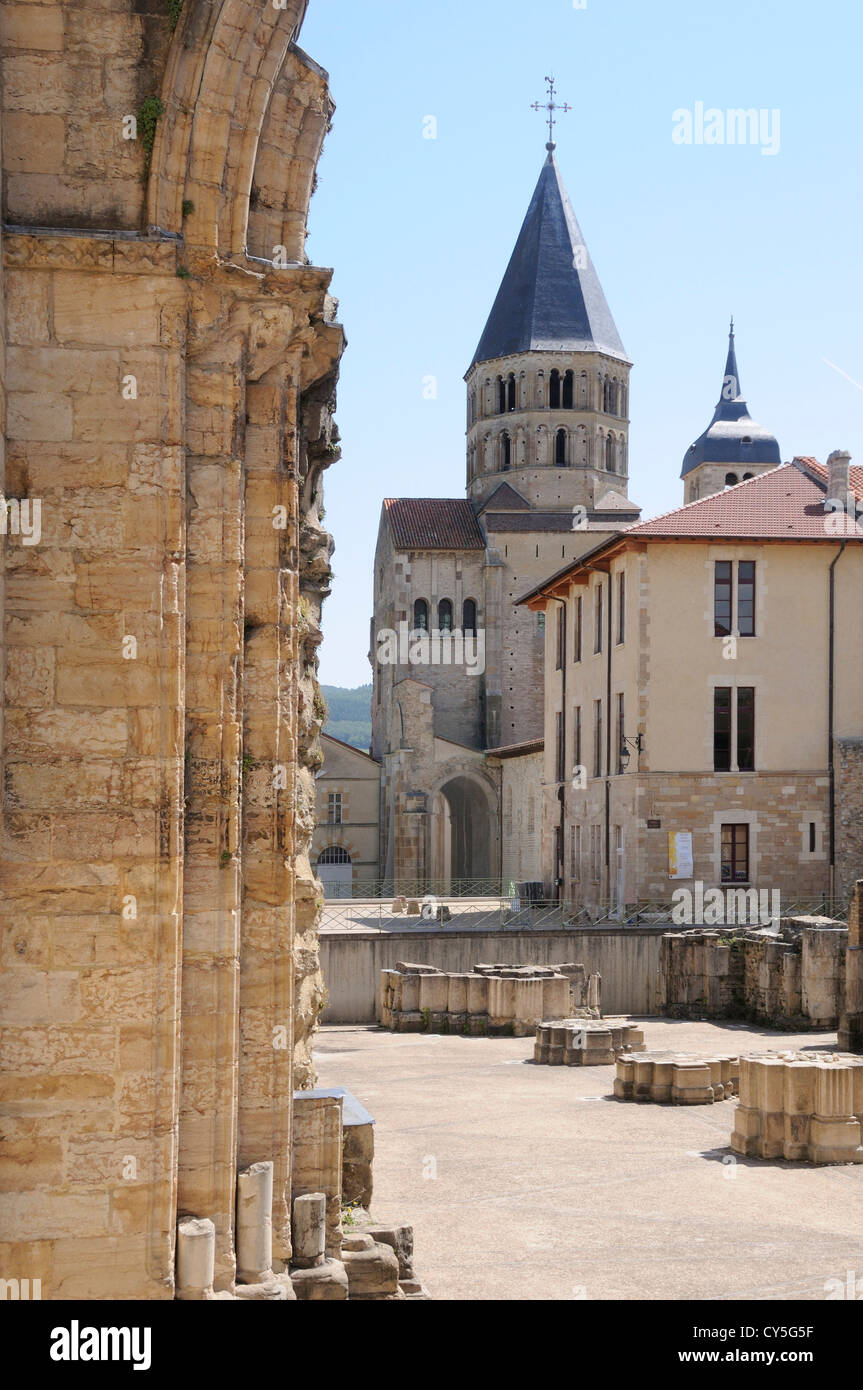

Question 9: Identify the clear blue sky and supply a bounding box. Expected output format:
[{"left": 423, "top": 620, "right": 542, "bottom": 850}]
[{"left": 300, "top": 0, "right": 863, "bottom": 688}]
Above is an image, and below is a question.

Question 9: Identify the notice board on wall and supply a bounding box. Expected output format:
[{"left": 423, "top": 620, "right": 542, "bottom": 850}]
[{"left": 668, "top": 830, "right": 694, "bottom": 880}]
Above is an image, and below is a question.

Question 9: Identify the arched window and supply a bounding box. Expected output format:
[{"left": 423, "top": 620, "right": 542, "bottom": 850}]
[
  {"left": 501, "top": 431, "right": 511, "bottom": 470},
  {"left": 318, "top": 846, "right": 351, "bottom": 865},
  {"left": 463, "top": 599, "right": 477, "bottom": 634},
  {"left": 555, "top": 428, "right": 567, "bottom": 467},
  {"left": 724, "top": 473, "right": 739, "bottom": 488},
  {"left": 742, "top": 472, "right": 754, "bottom": 480},
  {"left": 507, "top": 373, "right": 516, "bottom": 412},
  {"left": 438, "top": 599, "right": 453, "bottom": 632},
  {"left": 497, "top": 376, "right": 506, "bottom": 414},
  {"left": 469, "top": 390, "right": 476, "bottom": 424},
  {"left": 563, "top": 369, "right": 574, "bottom": 409},
  {"left": 413, "top": 598, "right": 428, "bottom": 631},
  {"left": 606, "top": 433, "right": 615, "bottom": 472},
  {"left": 549, "top": 369, "right": 561, "bottom": 409}
]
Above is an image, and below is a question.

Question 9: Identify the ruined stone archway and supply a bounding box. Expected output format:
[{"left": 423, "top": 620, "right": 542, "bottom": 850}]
[{"left": 431, "top": 775, "right": 496, "bottom": 889}]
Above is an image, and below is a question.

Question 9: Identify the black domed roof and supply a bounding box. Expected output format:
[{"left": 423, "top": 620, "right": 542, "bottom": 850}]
[{"left": 681, "top": 323, "right": 781, "bottom": 478}]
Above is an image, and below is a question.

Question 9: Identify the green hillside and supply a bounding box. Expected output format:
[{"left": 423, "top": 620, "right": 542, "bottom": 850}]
[{"left": 321, "top": 684, "right": 372, "bottom": 751}]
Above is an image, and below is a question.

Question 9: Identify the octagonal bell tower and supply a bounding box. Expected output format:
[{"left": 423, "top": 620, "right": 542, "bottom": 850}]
[{"left": 465, "top": 149, "right": 633, "bottom": 514}]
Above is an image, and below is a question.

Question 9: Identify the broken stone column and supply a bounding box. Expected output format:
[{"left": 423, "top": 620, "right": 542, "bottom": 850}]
[
  {"left": 176, "top": 1217, "right": 216, "bottom": 1301},
  {"left": 446, "top": 974, "right": 470, "bottom": 1034},
  {"left": 292, "top": 1093, "right": 344, "bottom": 1258},
  {"left": 802, "top": 927, "right": 847, "bottom": 1027},
  {"left": 467, "top": 974, "right": 489, "bottom": 1034},
  {"left": 236, "top": 1161, "right": 274, "bottom": 1284},
  {"left": 396, "top": 972, "right": 422, "bottom": 1031},
  {"left": 541, "top": 975, "right": 570, "bottom": 1020},
  {"left": 809, "top": 1064, "right": 863, "bottom": 1164},
  {"left": 291, "top": 1192, "right": 326, "bottom": 1269},
  {"left": 419, "top": 973, "right": 449, "bottom": 1031},
  {"left": 587, "top": 972, "right": 602, "bottom": 1011},
  {"left": 782, "top": 1059, "right": 818, "bottom": 1160}
]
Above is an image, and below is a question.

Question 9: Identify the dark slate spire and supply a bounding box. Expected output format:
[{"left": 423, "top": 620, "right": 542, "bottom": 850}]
[
  {"left": 468, "top": 153, "right": 628, "bottom": 370},
  {"left": 722, "top": 317, "right": 741, "bottom": 402},
  {"left": 681, "top": 320, "right": 781, "bottom": 478}
]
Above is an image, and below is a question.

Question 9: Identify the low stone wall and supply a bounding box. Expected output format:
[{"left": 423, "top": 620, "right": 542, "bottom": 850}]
[
  {"left": 614, "top": 1052, "right": 739, "bottom": 1104},
  {"left": 533, "top": 1019, "right": 644, "bottom": 1066},
  {"left": 321, "top": 927, "right": 665, "bottom": 1024},
  {"left": 657, "top": 924, "right": 847, "bottom": 1030},
  {"left": 380, "top": 962, "right": 581, "bottom": 1037},
  {"left": 730, "top": 1052, "right": 863, "bottom": 1164}
]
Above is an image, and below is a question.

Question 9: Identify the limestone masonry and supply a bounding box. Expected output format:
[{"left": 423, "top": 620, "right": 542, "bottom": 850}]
[{"left": 0, "top": 0, "right": 423, "bottom": 1302}]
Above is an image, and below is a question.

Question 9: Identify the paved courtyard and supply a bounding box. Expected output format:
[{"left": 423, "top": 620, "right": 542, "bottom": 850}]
[{"left": 315, "top": 1018, "right": 863, "bottom": 1301}]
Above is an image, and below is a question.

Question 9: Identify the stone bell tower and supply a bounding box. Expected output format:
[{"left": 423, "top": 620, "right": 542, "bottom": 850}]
[{"left": 464, "top": 145, "right": 633, "bottom": 516}]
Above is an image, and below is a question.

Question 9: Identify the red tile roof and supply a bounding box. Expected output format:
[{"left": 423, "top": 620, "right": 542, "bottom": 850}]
[
  {"left": 516, "top": 458, "right": 862, "bottom": 606},
  {"left": 384, "top": 498, "right": 485, "bottom": 551},
  {"left": 628, "top": 461, "right": 863, "bottom": 540}
]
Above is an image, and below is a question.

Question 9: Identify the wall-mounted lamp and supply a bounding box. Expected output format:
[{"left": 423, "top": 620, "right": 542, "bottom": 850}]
[{"left": 619, "top": 733, "right": 644, "bottom": 771}]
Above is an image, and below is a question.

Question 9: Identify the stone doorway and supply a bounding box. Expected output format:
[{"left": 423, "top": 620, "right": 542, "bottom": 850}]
[{"left": 431, "top": 776, "right": 492, "bottom": 890}]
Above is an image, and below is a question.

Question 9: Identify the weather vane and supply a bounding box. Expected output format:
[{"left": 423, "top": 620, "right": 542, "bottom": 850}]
[{"left": 531, "top": 75, "right": 570, "bottom": 151}]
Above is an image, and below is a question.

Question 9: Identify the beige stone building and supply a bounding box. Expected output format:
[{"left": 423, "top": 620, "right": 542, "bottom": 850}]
[
  {"left": 522, "top": 454, "right": 863, "bottom": 915},
  {"left": 0, "top": 0, "right": 365, "bottom": 1300},
  {"left": 486, "top": 738, "right": 544, "bottom": 890},
  {"left": 370, "top": 149, "right": 641, "bottom": 891},
  {"left": 313, "top": 733, "right": 381, "bottom": 896}
]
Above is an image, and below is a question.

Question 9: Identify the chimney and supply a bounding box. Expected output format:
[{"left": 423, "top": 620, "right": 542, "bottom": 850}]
[{"left": 827, "top": 449, "right": 852, "bottom": 511}]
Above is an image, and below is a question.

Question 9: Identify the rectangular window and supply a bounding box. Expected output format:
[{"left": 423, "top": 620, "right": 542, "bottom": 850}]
[
  {"left": 554, "top": 825, "right": 563, "bottom": 878},
  {"left": 738, "top": 561, "right": 756, "bottom": 637},
  {"left": 617, "top": 571, "right": 626, "bottom": 644},
  {"left": 573, "top": 705, "right": 582, "bottom": 773},
  {"left": 590, "top": 824, "right": 602, "bottom": 881},
  {"left": 616, "top": 692, "right": 625, "bottom": 774},
  {"left": 737, "top": 686, "right": 755, "bottom": 771},
  {"left": 571, "top": 824, "right": 581, "bottom": 881},
  {"left": 573, "top": 595, "right": 582, "bottom": 663},
  {"left": 594, "top": 584, "right": 603, "bottom": 654},
  {"left": 809, "top": 822, "right": 817, "bottom": 853},
  {"left": 327, "top": 792, "right": 343, "bottom": 825},
  {"left": 714, "top": 561, "right": 732, "bottom": 637},
  {"left": 593, "top": 699, "right": 603, "bottom": 778},
  {"left": 721, "top": 823, "right": 750, "bottom": 883},
  {"left": 555, "top": 604, "right": 566, "bottom": 670},
  {"left": 714, "top": 687, "right": 732, "bottom": 772},
  {"left": 555, "top": 710, "right": 566, "bottom": 784}
]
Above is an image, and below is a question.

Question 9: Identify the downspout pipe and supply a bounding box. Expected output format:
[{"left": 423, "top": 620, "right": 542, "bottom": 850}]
[
  {"left": 605, "top": 571, "right": 612, "bottom": 912},
  {"left": 547, "top": 597, "right": 567, "bottom": 905},
  {"left": 829, "top": 539, "right": 848, "bottom": 913}
]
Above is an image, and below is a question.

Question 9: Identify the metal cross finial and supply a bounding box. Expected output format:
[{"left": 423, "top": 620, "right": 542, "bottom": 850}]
[{"left": 531, "top": 75, "right": 570, "bottom": 151}]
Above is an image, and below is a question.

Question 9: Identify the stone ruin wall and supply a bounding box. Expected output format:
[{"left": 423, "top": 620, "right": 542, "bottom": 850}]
[
  {"left": 1, "top": 0, "right": 342, "bottom": 1298},
  {"left": 656, "top": 925, "right": 847, "bottom": 1031},
  {"left": 837, "top": 738, "right": 863, "bottom": 912}
]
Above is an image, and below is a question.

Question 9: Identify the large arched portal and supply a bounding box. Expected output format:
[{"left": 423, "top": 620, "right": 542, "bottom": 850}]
[{"left": 431, "top": 776, "right": 493, "bottom": 889}]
